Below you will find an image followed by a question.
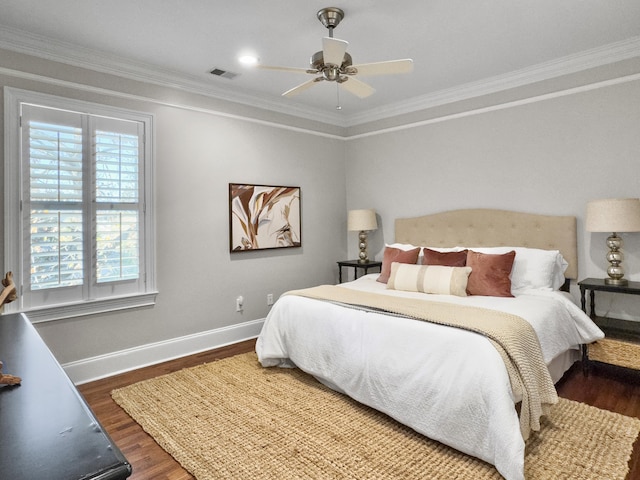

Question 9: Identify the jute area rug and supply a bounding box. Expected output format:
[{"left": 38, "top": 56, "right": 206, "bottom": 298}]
[{"left": 112, "top": 352, "right": 640, "bottom": 480}]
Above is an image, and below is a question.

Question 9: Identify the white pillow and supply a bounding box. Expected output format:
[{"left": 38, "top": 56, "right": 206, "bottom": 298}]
[
  {"left": 459, "top": 246, "right": 568, "bottom": 292},
  {"left": 386, "top": 262, "right": 472, "bottom": 297},
  {"left": 385, "top": 242, "right": 421, "bottom": 251}
]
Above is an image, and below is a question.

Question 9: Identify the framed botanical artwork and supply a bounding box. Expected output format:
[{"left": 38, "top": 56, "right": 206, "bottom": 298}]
[{"left": 229, "top": 183, "right": 301, "bottom": 252}]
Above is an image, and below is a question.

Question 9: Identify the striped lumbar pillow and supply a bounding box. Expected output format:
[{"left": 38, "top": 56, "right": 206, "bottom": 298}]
[{"left": 387, "top": 262, "right": 472, "bottom": 297}]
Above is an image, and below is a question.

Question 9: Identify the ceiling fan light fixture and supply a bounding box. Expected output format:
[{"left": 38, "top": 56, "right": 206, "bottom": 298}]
[{"left": 323, "top": 65, "right": 340, "bottom": 81}]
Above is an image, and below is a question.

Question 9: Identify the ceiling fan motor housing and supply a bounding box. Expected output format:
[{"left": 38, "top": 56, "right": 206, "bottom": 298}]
[{"left": 310, "top": 50, "right": 352, "bottom": 81}]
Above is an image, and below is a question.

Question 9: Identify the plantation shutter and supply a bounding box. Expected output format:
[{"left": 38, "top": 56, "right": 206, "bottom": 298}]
[
  {"left": 23, "top": 106, "right": 86, "bottom": 304},
  {"left": 92, "top": 116, "right": 142, "bottom": 285},
  {"left": 20, "top": 103, "right": 146, "bottom": 310}
]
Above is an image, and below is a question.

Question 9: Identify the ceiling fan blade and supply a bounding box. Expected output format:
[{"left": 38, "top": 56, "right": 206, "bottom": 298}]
[
  {"left": 350, "top": 59, "right": 414, "bottom": 76},
  {"left": 322, "top": 37, "right": 349, "bottom": 66},
  {"left": 282, "top": 78, "right": 322, "bottom": 97},
  {"left": 257, "top": 65, "right": 315, "bottom": 74},
  {"left": 339, "top": 77, "right": 375, "bottom": 98}
]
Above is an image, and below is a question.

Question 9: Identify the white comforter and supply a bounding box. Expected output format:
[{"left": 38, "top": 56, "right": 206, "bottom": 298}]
[{"left": 256, "top": 274, "right": 603, "bottom": 480}]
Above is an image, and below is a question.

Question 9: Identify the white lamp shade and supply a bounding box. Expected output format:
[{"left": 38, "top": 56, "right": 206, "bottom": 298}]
[
  {"left": 348, "top": 209, "right": 377, "bottom": 231},
  {"left": 586, "top": 198, "right": 640, "bottom": 232}
]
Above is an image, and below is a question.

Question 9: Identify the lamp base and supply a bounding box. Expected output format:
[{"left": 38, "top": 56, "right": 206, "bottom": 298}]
[
  {"left": 605, "top": 277, "right": 628, "bottom": 286},
  {"left": 357, "top": 231, "right": 369, "bottom": 263},
  {"left": 604, "top": 233, "right": 627, "bottom": 286}
]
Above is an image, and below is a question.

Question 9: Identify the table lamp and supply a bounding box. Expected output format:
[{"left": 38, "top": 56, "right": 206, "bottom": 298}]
[
  {"left": 348, "top": 209, "right": 377, "bottom": 264},
  {"left": 586, "top": 198, "right": 640, "bottom": 285}
]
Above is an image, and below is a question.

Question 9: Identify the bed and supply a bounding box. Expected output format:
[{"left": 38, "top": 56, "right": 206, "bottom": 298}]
[{"left": 256, "top": 209, "right": 604, "bottom": 480}]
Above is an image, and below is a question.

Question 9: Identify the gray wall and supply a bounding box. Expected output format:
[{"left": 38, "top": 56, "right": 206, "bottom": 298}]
[
  {"left": 345, "top": 79, "right": 640, "bottom": 318},
  {"left": 2, "top": 49, "right": 640, "bottom": 379},
  {"left": 0, "top": 51, "right": 347, "bottom": 370}
]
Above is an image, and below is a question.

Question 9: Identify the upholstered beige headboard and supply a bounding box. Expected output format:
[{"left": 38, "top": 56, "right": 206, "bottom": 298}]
[{"left": 395, "top": 209, "right": 578, "bottom": 280}]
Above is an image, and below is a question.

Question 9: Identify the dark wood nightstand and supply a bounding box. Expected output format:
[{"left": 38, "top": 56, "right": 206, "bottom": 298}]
[
  {"left": 578, "top": 277, "right": 640, "bottom": 370},
  {"left": 337, "top": 260, "right": 382, "bottom": 283}
]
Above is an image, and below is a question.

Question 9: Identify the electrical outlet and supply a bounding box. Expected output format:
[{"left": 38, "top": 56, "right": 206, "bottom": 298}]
[
  {"left": 236, "top": 295, "right": 244, "bottom": 312},
  {"left": 267, "top": 293, "right": 274, "bottom": 306}
]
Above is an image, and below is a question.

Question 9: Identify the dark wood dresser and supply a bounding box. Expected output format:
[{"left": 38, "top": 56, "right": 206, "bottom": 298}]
[{"left": 0, "top": 313, "right": 131, "bottom": 480}]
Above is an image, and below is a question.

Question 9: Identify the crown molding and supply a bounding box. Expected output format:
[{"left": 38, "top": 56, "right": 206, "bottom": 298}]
[
  {"left": 0, "top": 26, "right": 346, "bottom": 127},
  {"left": 346, "top": 72, "right": 640, "bottom": 140},
  {"left": 345, "top": 35, "right": 640, "bottom": 126},
  {"left": 1, "top": 25, "right": 638, "bottom": 129}
]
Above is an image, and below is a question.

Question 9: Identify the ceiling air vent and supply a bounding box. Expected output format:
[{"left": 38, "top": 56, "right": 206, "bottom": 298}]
[{"left": 210, "top": 68, "right": 239, "bottom": 80}]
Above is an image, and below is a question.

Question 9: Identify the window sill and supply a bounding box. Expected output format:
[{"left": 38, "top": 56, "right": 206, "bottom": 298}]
[{"left": 4, "top": 292, "right": 159, "bottom": 323}]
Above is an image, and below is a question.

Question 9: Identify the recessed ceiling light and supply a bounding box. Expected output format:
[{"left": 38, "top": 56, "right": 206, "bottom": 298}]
[{"left": 238, "top": 55, "right": 259, "bottom": 66}]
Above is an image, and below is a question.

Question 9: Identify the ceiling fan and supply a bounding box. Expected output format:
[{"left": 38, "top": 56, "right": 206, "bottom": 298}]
[{"left": 257, "top": 7, "right": 414, "bottom": 99}]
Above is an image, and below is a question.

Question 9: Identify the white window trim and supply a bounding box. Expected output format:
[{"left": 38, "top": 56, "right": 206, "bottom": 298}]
[{"left": 3, "top": 87, "right": 157, "bottom": 322}]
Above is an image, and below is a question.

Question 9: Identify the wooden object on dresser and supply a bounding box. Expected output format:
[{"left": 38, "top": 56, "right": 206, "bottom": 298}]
[
  {"left": 0, "top": 313, "right": 132, "bottom": 480},
  {"left": 337, "top": 259, "right": 382, "bottom": 283},
  {"left": 578, "top": 277, "right": 640, "bottom": 370},
  {"left": 0, "top": 271, "right": 17, "bottom": 307}
]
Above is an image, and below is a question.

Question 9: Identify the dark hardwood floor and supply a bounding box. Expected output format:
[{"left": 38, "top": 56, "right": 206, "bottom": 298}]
[
  {"left": 556, "top": 362, "right": 640, "bottom": 480},
  {"left": 78, "top": 339, "right": 256, "bottom": 480},
  {"left": 78, "top": 342, "right": 640, "bottom": 480}
]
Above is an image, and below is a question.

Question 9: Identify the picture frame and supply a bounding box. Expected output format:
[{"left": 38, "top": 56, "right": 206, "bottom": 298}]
[{"left": 229, "top": 183, "right": 301, "bottom": 252}]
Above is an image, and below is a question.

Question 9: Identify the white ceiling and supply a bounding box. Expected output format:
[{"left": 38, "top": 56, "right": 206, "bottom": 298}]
[{"left": 1, "top": 0, "right": 639, "bottom": 127}]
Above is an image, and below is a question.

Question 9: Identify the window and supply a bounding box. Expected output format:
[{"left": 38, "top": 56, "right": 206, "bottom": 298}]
[{"left": 4, "top": 88, "right": 156, "bottom": 322}]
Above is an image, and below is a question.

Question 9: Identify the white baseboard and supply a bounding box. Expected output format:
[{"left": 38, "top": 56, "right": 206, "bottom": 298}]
[{"left": 64, "top": 318, "right": 265, "bottom": 385}]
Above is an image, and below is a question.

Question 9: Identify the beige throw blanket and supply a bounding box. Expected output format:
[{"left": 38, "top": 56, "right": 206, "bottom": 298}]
[{"left": 285, "top": 285, "right": 558, "bottom": 440}]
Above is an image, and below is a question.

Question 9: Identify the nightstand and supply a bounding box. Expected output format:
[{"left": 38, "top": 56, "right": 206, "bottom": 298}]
[
  {"left": 578, "top": 277, "right": 640, "bottom": 370},
  {"left": 337, "top": 260, "right": 382, "bottom": 283}
]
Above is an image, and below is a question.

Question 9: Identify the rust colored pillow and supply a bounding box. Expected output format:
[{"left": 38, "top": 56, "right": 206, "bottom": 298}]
[
  {"left": 422, "top": 248, "right": 468, "bottom": 267},
  {"left": 466, "top": 250, "right": 516, "bottom": 297},
  {"left": 377, "top": 246, "right": 421, "bottom": 283}
]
